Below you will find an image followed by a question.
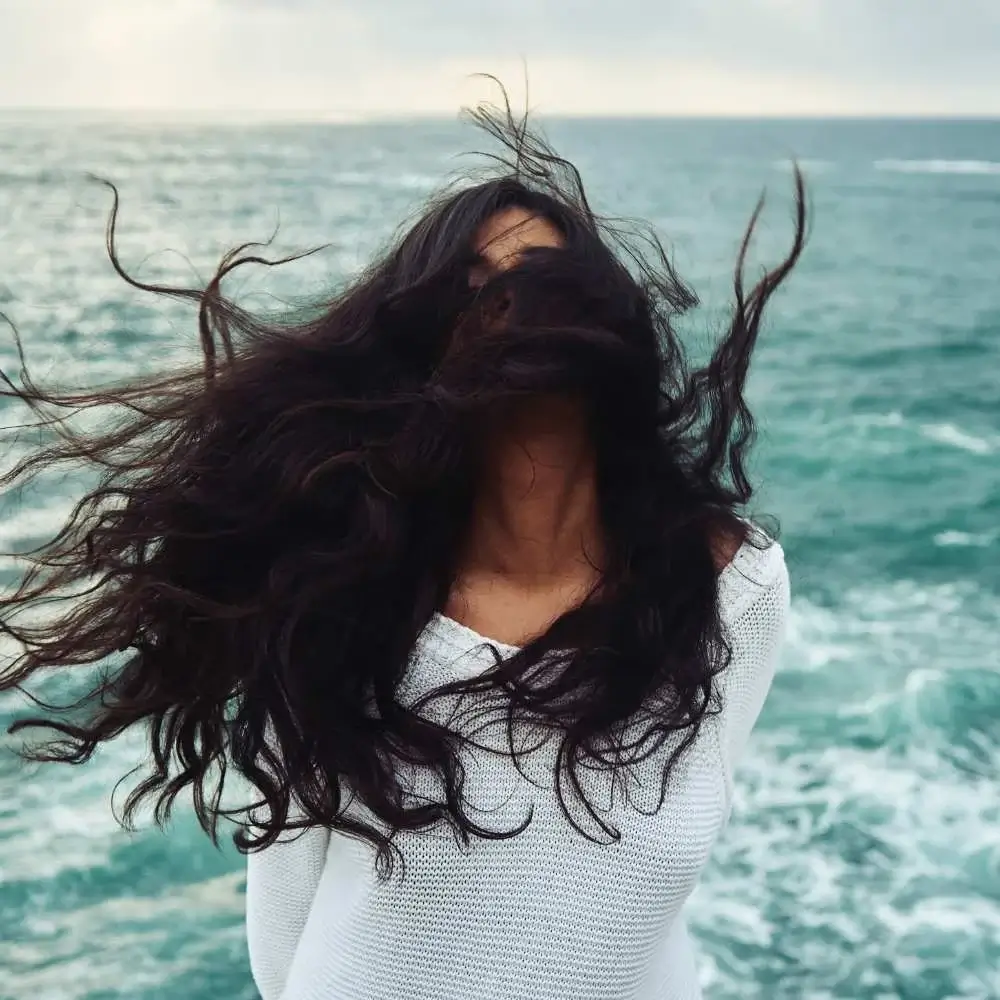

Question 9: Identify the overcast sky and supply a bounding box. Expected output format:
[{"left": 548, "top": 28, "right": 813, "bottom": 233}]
[{"left": 2, "top": 0, "right": 999, "bottom": 116}]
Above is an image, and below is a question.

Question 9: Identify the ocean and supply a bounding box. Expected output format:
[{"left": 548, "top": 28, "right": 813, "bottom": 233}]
[{"left": 0, "top": 114, "right": 997, "bottom": 1000}]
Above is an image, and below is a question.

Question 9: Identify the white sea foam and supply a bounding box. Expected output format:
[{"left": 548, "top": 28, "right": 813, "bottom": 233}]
[
  {"left": 695, "top": 738, "right": 1000, "bottom": 992},
  {"left": 935, "top": 530, "right": 997, "bottom": 548},
  {"left": 1, "top": 873, "right": 251, "bottom": 1000},
  {"left": 875, "top": 159, "right": 1000, "bottom": 175},
  {"left": 331, "top": 170, "right": 440, "bottom": 190},
  {"left": 691, "top": 567, "right": 1000, "bottom": 996},
  {"left": 920, "top": 422, "right": 996, "bottom": 454},
  {"left": 0, "top": 496, "right": 76, "bottom": 549},
  {"left": 1, "top": 686, "right": 256, "bottom": 884},
  {"left": 849, "top": 410, "right": 905, "bottom": 430},
  {"left": 782, "top": 576, "right": 993, "bottom": 678},
  {"left": 847, "top": 412, "right": 999, "bottom": 457},
  {"left": 31, "top": 869, "right": 247, "bottom": 930},
  {"left": 0, "top": 726, "right": 150, "bottom": 882}
]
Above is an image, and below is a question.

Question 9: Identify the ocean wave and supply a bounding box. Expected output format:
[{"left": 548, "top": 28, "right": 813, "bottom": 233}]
[
  {"left": 1, "top": 872, "right": 249, "bottom": 1000},
  {"left": 844, "top": 412, "right": 999, "bottom": 456},
  {"left": 0, "top": 496, "right": 76, "bottom": 550},
  {"left": 331, "top": 170, "right": 441, "bottom": 190},
  {"left": 694, "top": 736, "right": 1000, "bottom": 998},
  {"left": 778, "top": 576, "right": 998, "bottom": 764},
  {"left": 934, "top": 530, "right": 998, "bottom": 548},
  {"left": 875, "top": 159, "right": 1000, "bottom": 175},
  {"left": 920, "top": 422, "right": 997, "bottom": 455},
  {"left": 783, "top": 577, "right": 994, "bottom": 675},
  {"left": 848, "top": 410, "right": 906, "bottom": 430}
]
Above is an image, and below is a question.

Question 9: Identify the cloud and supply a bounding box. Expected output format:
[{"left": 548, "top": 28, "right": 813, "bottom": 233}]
[{"left": 0, "top": 0, "right": 997, "bottom": 115}]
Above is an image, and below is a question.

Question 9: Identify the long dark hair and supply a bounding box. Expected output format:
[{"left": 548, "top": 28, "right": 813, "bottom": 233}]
[{"left": 0, "top": 87, "right": 806, "bottom": 882}]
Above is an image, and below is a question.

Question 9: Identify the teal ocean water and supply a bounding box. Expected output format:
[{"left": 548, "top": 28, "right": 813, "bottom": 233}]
[{"left": 0, "top": 115, "right": 997, "bottom": 999}]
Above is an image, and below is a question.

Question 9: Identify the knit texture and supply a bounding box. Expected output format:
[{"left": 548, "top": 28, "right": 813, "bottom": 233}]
[{"left": 245, "top": 530, "right": 790, "bottom": 1000}]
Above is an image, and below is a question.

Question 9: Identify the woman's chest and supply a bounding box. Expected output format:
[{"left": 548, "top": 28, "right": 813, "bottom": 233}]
[
  {"left": 344, "top": 704, "right": 728, "bottom": 925},
  {"left": 307, "top": 734, "right": 722, "bottom": 1000}
]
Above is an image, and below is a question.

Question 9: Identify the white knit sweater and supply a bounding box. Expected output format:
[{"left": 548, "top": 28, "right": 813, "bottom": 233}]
[{"left": 245, "top": 533, "right": 790, "bottom": 1000}]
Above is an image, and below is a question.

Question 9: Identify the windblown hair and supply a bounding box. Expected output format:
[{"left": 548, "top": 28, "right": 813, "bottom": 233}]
[{"left": 0, "top": 87, "right": 806, "bottom": 882}]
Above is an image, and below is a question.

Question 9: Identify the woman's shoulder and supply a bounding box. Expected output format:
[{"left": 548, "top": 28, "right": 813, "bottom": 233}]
[
  {"left": 709, "top": 521, "right": 746, "bottom": 574},
  {"left": 714, "top": 518, "right": 790, "bottom": 626}
]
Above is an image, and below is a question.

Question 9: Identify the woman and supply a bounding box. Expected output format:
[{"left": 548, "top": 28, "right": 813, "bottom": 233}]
[{"left": 0, "top": 92, "right": 803, "bottom": 999}]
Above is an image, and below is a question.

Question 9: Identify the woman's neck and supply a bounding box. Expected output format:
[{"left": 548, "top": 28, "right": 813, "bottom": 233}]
[{"left": 459, "top": 397, "right": 605, "bottom": 589}]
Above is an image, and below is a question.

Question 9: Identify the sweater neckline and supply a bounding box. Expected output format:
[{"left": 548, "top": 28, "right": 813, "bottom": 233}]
[
  {"left": 428, "top": 610, "right": 524, "bottom": 656},
  {"left": 423, "top": 530, "right": 767, "bottom": 658}
]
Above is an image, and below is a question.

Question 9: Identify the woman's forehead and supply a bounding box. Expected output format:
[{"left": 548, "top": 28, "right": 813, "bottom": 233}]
[{"left": 473, "top": 206, "right": 565, "bottom": 272}]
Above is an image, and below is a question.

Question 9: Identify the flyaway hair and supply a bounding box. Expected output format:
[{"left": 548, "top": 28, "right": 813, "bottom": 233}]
[{"left": 0, "top": 81, "right": 806, "bottom": 882}]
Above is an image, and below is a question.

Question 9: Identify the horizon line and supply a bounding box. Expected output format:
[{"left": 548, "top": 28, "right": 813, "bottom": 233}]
[{"left": 0, "top": 107, "right": 998, "bottom": 123}]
